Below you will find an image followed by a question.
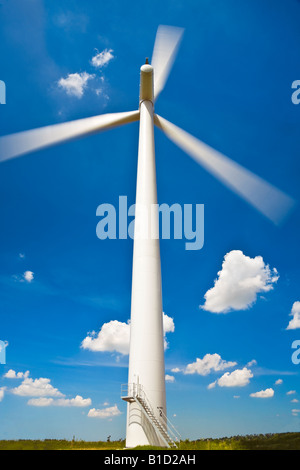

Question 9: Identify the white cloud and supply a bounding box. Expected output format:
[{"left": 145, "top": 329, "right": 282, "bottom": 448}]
[
  {"left": 201, "top": 250, "right": 279, "bottom": 313},
  {"left": 287, "top": 390, "right": 296, "bottom": 395},
  {"left": 165, "top": 375, "right": 175, "bottom": 383},
  {"left": 209, "top": 368, "right": 253, "bottom": 388},
  {"left": 275, "top": 379, "right": 283, "bottom": 385},
  {"left": 171, "top": 367, "right": 181, "bottom": 373},
  {"left": 292, "top": 409, "right": 300, "bottom": 414},
  {"left": 247, "top": 359, "right": 257, "bottom": 368},
  {"left": 81, "top": 320, "right": 130, "bottom": 355},
  {"left": 8, "top": 372, "right": 90, "bottom": 409},
  {"left": 55, "top": 395, "right": 91, "bottom": 407},
  {"left": 88, "top": 404, "right": 121, "bottom": 419},
  {"left": 91, "top": 49, "right": 114, "bottom": 68},
  {"left": 81, "top": 313, "right": 174, "bottom": 355},
  {"left": 184, "top": 353, "right": 237, "bottom": 376},
  {"left": 163, "top": 313, "right": 175, "bottom": 350},
  {"left": 291, "top": 399, "right": 299, "bottom": 403},
  {"left": 24, "top": 271, "right": 34, "bottom": 283},
  {"left": 11, "top": 377, "right": 64, "bottom": 397},
  {"left": 27, "top": 397, "right": 54, "bottom": 407},
  {"left": 0, "top": 387, "right": 5, "bottom": 402},
  {"left": 58, "top": 72, "right": 95, "bottom": 98},
  {"left": 286, "top": 301, "right": 300, "bottom": 330},
  {"left": 3, "top": 369, "right": 29, "bottom": 379},
  {"left": 207, "top": 381, "right": 217, "bottom": 389},
  {"left": 250, "top": 388, "right": 274, "bottom": 398},
  {"left": 163, "top": 313, "right": 175, "bottom": 333},
  {"left": 28, "top": 395, "right": 91, "bottom": 407}
]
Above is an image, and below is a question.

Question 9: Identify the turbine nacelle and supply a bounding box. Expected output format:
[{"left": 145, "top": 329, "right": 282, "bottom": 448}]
[{"left": 139, "top": 61, "right": 154, "bottom": 104}]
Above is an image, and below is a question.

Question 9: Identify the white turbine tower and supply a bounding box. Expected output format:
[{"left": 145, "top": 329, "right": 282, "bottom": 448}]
[{"left": 0, "top": 25, "right": 296, "bottom": 448}]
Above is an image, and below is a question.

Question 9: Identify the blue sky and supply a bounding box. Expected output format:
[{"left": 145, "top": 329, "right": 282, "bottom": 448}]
[{"left": 0, "top": 0, "right": 300, "bottom": 440}]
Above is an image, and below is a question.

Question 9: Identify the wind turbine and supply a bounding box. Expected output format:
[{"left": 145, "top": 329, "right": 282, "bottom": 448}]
[{"left": 0, "top": 25, "right": 295, "bottom": 448}]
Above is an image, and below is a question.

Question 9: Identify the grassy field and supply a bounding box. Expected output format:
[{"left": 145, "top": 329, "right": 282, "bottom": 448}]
[{"left": 0, "top": 432, "right": 299, "bottom": 450}]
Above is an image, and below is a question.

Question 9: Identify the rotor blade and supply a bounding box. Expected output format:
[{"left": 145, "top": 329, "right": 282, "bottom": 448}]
[
  {"left": 154, "top": 114, "right": 296, "bottom": 225},
  {"left": 151, "top": 25, "right": 184, "bottom": 101},
  {"left": 0, "top": 110, "right": 140, "bottom": 163}
]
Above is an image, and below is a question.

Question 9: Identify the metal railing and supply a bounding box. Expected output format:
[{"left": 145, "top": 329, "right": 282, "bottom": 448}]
[
  {"left": 121, "top": 382, "right": 180, "bottom": 447},
  {"left": 159, "top": 407, "right": 181, "bottom": 443}
]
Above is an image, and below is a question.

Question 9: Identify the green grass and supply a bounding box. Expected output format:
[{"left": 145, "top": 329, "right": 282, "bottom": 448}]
[
  {"left": 0, "top": 439, "right": 125, "bottom": 451},
  {"left": 176, "top": 432, "right": 300, "bottom": 450},
  {"left": 0, "top": 433, "right": 299, "bottom": 450}
]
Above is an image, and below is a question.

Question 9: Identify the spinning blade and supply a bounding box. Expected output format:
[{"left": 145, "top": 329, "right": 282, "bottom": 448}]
[
  {"left": 155, "top": 114, "right": 295, "bottom": 225},
  {"left": 151, "top": 25, "right": 184, "bottom": 101},
  {"left": 0, "top": 110, "right": 139, "bottom": 163}
]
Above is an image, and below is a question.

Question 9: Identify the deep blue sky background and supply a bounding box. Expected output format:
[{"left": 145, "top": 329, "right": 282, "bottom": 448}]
[{"left": 0, "top": 0, "right": 299, "bottom": 440}]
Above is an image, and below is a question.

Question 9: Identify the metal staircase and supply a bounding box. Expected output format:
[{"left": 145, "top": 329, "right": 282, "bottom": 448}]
[{"left": 121, "top": 383, "right": 181, "bottom": 448}]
